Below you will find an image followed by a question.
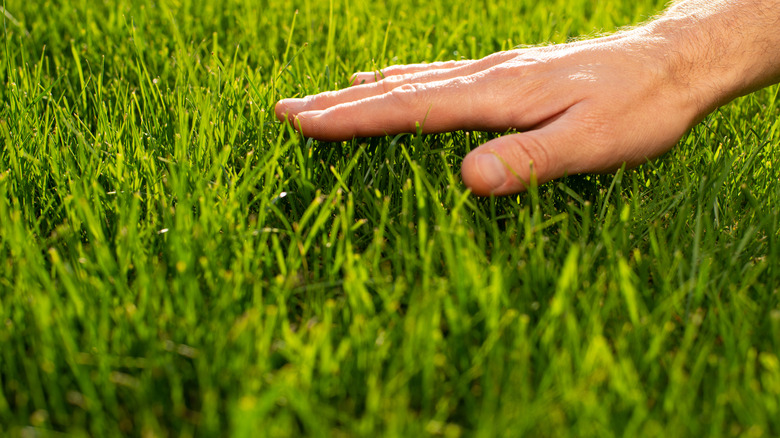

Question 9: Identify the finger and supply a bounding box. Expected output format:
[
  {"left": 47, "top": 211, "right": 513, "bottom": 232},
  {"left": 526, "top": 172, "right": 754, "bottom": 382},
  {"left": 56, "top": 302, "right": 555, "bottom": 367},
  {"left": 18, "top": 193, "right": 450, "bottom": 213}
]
[
  {"left": 349, "top": 36, "right": 632, "bottom": 85},
  {"left": 349, "top": 51, "right": 517, "bottom": 84},
  {"left": 275, "top": 52, "right": 515, "bottom": 121},
  {"left": 275, "top": 71, "right": 466, "bottom": 122},
  {"left": 291, "top": 67, "right": 577, "bottom": 142},
  {"left": 350, "top": 60, "right": 478, "bottom": 85},
  {"left": 275, "top": 67, "right": 474, "bottom": 122},
  {"left": 461, "top": 109, "right": 587, "bottom": 196}
]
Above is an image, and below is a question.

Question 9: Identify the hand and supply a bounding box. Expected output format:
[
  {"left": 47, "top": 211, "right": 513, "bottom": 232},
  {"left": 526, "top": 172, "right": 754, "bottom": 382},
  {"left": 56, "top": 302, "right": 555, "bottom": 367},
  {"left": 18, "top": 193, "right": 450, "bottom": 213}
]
[{"left": 275, "top": 0, "right": 780, "bottom": 196}]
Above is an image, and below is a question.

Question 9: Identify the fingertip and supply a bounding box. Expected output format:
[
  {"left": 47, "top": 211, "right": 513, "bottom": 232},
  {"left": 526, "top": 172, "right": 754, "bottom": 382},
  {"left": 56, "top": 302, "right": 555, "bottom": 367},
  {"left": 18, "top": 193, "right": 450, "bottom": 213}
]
[
  {"left": 275, "top": 98, "right": 306, "bottom": 122},
  {"left": 462, "top": 128, "right": 574, "bottom": 196},
  {"left": 292, "top": 110, "right": 330, "bottom": 139},
  {"left": 350, "top": 72, "right": 378, "bottom": 86},
  {"left": 274, "top": 100, "right": 288, "bottom": 122},
  {"left": 462, "top": 151, "right": 515, "bottom": 196}
]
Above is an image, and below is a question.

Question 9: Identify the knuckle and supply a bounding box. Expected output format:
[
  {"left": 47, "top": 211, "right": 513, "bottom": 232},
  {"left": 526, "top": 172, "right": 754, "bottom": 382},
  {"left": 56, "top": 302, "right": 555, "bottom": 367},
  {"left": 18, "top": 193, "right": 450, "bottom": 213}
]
[
  {"left": 506, "top": 135, "right": 552, "bottom": 179},
  {"left": 307, "top": 91, "right": 335, "bottom": 106},
  {"left": 380, "top": 75, "right": 406, "bottom": 93},
  {"left": 388, "top": 83, "right": 424, "bottom": 109}
]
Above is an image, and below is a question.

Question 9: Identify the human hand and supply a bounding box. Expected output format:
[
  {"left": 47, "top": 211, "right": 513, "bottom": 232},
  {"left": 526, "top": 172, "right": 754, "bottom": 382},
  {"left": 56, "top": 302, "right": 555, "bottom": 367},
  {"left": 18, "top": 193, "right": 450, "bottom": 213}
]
[{"left": 275, "top": 0, "right": 780, "bottom": 196}]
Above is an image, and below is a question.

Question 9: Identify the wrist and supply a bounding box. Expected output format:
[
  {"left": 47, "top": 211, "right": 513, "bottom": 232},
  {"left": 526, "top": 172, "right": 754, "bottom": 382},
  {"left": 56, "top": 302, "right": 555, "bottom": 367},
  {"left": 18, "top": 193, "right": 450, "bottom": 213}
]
[{"left": 643, "top": 0, "right": 780, "bottom": 114}]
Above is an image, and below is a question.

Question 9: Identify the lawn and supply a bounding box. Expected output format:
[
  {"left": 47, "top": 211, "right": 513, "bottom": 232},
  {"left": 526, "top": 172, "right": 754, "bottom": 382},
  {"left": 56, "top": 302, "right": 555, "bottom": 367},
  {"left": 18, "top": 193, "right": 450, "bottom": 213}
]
[{"left": 1, "top": 0, "right": 779, "bottom": 436}]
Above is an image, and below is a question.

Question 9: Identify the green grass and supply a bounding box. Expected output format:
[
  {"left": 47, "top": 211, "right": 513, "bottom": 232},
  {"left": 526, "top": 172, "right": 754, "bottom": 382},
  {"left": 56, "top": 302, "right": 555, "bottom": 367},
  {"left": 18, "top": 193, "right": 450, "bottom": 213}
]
[{"left": 1, "top": 0, "right": 780, "bottom": 436}]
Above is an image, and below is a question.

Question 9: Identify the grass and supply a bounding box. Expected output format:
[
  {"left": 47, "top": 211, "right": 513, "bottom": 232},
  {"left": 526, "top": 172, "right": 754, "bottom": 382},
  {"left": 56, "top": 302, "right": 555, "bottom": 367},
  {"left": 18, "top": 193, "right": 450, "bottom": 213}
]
[{"left": 1, "top": 0, "right": 779, "bottom": 436}]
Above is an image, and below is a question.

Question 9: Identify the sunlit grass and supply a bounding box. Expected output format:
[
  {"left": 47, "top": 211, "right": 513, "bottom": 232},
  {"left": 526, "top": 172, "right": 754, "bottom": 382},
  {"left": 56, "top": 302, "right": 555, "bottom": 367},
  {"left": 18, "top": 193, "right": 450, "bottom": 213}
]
[{"left": 1, "top": 0, "right": 779, "bottom": 436}]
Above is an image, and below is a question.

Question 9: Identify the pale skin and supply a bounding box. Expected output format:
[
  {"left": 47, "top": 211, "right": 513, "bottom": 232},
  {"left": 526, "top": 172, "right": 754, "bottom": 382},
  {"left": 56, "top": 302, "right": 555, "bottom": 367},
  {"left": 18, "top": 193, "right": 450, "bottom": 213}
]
[{"left": 276, "top": 0, "right": 780, "bottom": 196}]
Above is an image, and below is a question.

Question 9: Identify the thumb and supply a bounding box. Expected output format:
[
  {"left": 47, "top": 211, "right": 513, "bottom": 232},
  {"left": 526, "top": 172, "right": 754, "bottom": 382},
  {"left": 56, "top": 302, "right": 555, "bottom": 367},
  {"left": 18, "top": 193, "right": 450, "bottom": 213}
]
[{"left": 461, "top": 122, "right": 580, "bottom": 196}]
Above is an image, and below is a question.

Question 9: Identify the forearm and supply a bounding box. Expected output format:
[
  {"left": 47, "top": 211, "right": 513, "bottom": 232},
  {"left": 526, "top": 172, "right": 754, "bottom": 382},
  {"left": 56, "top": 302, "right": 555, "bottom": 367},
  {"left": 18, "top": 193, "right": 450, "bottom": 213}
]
[{"left": 647, "top": 0, "right": 780, "bottom": 112}]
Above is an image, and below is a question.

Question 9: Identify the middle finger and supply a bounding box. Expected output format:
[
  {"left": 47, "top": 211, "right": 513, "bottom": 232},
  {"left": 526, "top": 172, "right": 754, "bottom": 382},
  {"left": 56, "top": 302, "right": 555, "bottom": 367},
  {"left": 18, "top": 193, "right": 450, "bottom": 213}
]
[{"left": 275, "top": 51, "right": 517, "bottom": 119}]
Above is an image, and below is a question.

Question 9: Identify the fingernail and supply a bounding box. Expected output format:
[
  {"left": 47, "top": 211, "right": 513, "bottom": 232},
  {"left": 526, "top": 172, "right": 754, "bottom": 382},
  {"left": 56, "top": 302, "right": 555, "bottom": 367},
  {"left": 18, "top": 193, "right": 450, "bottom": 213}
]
[
  {"left": 293, "top": 110, "right": 323, "bottom": 133},
  {"left": 476, "top": 154, "right": 507, "bottom": 190},
  {"left": 278, "top": 98, "right": 306, "bottom": 114},
  {"left": 351, "top": 73, "right": 372, "bottom": 85}
]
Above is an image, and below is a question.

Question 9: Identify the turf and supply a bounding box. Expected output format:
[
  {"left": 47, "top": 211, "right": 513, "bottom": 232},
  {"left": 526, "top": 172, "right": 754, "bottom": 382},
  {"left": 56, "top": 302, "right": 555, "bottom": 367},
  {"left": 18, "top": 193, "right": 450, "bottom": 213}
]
[{"left": 1, "top": 0, "right": 779, "bottom": 436}]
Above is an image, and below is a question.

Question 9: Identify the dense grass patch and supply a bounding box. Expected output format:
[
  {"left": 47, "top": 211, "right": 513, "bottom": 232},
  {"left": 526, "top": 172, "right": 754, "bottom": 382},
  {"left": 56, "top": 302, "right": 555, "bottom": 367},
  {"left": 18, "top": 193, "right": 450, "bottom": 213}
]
[{"left": 2, "top": 0, "right": 779, "bottom": 436}]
